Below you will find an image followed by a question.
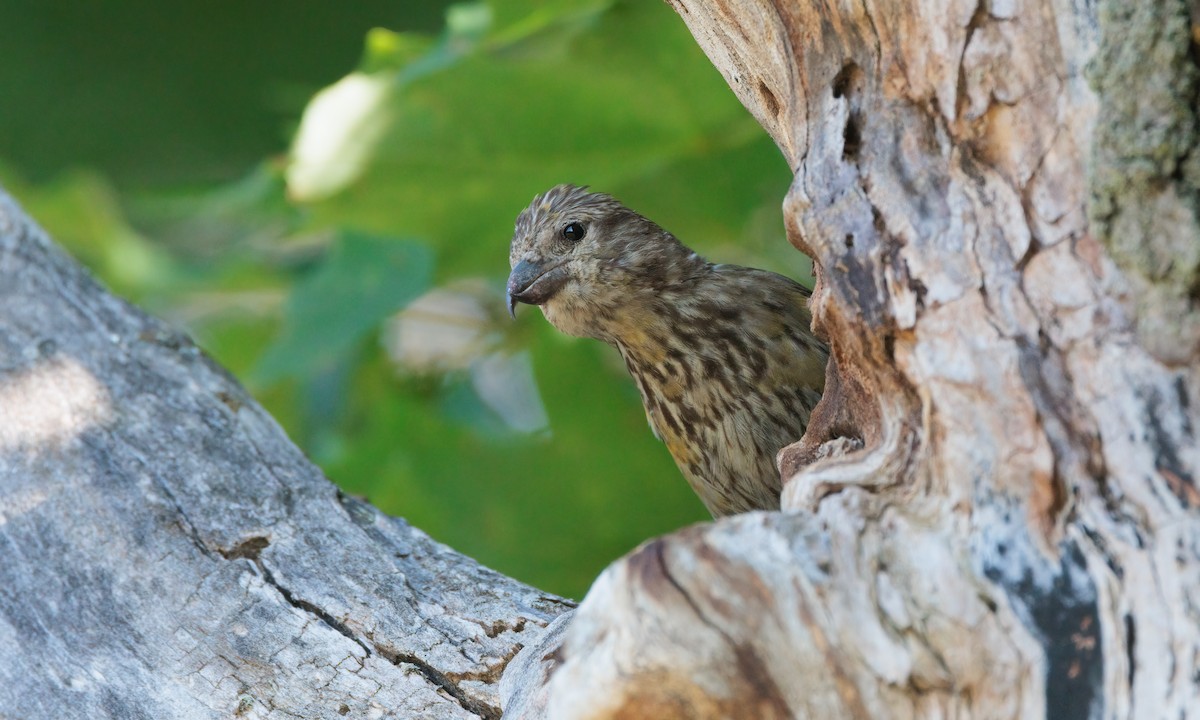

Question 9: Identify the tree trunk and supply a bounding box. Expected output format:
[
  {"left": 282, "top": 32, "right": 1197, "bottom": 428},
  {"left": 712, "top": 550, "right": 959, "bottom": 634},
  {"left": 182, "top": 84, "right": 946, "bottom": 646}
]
[
  {"left": 501, "top": 0, "right": 1200, "bottom": 718},
  {"left": 0, "top": 190, "right": 573, "bottom": 719}
]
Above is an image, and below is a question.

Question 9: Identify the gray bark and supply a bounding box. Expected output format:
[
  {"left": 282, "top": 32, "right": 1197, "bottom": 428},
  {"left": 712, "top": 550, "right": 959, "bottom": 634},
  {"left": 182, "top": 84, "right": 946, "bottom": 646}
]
[{"left": 0, "top": 190, "right": 572, "bottom": 719}]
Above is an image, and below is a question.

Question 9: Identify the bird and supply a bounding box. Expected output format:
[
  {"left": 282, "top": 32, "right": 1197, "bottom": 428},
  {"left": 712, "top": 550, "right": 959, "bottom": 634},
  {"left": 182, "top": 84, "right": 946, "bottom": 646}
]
[{"left": 506, "top": 184, "right": 828, "bottom": 517}]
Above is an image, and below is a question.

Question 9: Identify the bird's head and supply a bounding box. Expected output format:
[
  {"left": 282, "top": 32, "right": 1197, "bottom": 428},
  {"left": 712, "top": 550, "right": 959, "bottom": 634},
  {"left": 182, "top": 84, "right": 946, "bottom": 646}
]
[{"left": 507, "top": 184, "right": 700, "bottom": 340}]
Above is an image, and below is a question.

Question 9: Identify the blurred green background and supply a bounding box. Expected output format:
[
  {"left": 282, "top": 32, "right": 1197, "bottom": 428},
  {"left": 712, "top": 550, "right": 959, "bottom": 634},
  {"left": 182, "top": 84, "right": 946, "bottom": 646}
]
[{"left": 1, "top": 0, "right": 806, "bottom": 599}]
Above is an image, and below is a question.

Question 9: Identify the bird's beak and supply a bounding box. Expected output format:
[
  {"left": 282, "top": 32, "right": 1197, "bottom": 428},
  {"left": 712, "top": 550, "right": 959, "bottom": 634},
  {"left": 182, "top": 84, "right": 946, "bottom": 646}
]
[{"left": 506, "top": 258, "right": 569, "bottom": 319}]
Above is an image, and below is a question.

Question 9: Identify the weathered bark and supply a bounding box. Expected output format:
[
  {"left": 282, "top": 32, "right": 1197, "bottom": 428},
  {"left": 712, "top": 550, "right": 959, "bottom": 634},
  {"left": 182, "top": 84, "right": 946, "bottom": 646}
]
[
  {"left": 0, "top": 190, "right": 572, "bottom": 719},
  {"left": 501, "top": 0, "right": 1200, "bottom": 718}
]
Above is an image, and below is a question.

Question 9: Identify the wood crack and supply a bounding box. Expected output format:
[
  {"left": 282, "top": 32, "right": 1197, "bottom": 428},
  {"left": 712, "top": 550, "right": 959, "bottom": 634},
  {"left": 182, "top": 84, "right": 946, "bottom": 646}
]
[
  {"left": 255, "top": 561, "right": 374, "bottom": 658},
  {"left": 379, "top": 648, "right": 501, "bottom": 720},
  {"left": 254, "top": 558, "right": 500, "bottom": 718}
]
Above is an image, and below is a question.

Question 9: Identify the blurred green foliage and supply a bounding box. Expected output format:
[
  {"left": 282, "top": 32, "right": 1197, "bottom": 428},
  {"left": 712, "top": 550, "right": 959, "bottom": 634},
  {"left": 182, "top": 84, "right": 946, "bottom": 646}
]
[{"left": 1, "top": 0, "right": 806, "bottom": 599}]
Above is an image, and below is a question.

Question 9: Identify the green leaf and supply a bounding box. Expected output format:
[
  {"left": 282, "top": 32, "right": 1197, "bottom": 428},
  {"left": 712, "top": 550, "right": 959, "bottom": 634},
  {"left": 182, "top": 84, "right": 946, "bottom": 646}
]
[
  {"left": 289, "top": 0, "right": 788, "bottom": 278},
  {"left": 253, "top": 231, "right": 433, "bottom": 383}
]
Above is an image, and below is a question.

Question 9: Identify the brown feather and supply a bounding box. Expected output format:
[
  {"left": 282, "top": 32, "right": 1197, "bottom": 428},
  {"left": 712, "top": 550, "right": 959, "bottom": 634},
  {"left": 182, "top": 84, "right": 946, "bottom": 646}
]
[{"left": 509, "top": 185, "right": 828, "bottom": 516}]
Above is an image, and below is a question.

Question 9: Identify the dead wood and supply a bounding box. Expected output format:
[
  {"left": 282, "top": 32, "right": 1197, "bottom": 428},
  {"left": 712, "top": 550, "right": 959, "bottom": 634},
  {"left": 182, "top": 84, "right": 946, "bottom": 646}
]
[{"left": 501, "top": 0, "right": 1200, "bottom": 717}]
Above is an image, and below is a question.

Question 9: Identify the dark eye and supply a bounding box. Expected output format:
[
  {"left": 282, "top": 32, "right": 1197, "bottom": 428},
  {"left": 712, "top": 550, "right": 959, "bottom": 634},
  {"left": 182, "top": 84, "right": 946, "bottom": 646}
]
[{"left": 562, "top": 222, "right": 586, "bottom": 242}]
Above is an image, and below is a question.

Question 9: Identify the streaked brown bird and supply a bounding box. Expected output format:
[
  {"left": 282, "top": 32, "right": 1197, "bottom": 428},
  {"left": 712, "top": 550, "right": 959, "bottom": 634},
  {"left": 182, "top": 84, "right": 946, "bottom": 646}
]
[{"left": 507, "top": 185, "right": 827, "bottom": 516}]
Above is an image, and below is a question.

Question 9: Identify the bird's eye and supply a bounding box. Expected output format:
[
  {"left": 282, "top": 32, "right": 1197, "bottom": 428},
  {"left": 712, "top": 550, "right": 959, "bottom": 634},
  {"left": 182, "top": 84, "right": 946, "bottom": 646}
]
[{"left": 562, "top": 222, "right": 586, "bottom": 242}]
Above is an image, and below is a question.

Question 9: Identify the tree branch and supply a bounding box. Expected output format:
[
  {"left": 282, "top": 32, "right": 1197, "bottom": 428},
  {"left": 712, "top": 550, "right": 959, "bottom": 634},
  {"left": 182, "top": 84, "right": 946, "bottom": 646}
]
[{"left": 0, "top": 190, "right": 572, "bottom": 719}]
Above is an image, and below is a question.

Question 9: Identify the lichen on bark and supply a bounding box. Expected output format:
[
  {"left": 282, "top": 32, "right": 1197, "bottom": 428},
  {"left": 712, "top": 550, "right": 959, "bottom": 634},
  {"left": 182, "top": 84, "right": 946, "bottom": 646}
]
[{"left": 1087, "top": 0, "right": 1200, "bottom": 366}]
